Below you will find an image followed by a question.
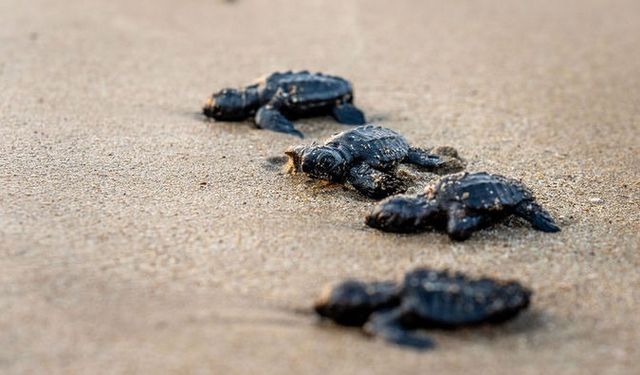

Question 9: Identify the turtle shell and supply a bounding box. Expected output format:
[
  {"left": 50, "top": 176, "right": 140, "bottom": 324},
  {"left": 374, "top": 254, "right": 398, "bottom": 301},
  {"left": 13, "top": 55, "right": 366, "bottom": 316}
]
[
  {"left": 326, "top": 125, "right": 410, "bottom": 170},
  {"left": 261, "top": 71, "right": 353, "bottom": 106},
  {"left": 429, "top": 172, "right": 533, "bottom": 211},
  {"left": 399, "top": 268, "right": 531, "bottom": 327}
]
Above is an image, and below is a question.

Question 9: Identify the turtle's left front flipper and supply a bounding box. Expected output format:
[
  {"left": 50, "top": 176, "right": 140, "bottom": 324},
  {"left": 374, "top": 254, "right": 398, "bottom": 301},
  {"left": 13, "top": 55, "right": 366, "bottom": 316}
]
[
  {"left": 255, "top": 105, "right": 304, "bottom": 138},
  {"left": 364, "top": 309, "right": 434, "bottom": 351},
  {"left": 332, "top": 103, "right": 366, "bottom": 125},
  {"left": 446, "top": 203, "right": 490, "bottom": 241},
  {"left": 347, "top": 163, "right": 407, "bottom": 199},
  {"left": 514, "top": 201, "right": 561, "bottom": 233},
  {"left": 405, "top": 146, "right": 465, "bottom": 174}
]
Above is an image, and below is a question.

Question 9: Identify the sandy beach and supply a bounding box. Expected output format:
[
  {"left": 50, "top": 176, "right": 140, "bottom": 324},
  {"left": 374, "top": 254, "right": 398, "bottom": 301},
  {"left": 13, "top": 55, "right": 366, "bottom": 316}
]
[{"left": 1, "top": 0, "right": 639, "bottom": 373}]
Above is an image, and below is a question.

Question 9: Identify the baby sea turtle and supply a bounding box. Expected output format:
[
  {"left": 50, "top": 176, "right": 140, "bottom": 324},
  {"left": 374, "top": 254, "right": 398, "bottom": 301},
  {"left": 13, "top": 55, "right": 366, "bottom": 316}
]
[
  {"left": 285, "top": 125, "right": 465, "bottom": 199},
  {"left": 314, "top": 267, "right": 532, "bottom": 350},
  {"left": 366, "top": 171, "right": 560, "bottom": 240},
  {"left": 203, "top": 71, "right": 366, "bottom": 138}
]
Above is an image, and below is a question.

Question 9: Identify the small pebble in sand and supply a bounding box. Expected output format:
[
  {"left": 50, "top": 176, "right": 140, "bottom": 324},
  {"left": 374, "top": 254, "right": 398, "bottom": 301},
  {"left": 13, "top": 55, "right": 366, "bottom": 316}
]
[{"left": 589, "top": 197, "right": 604, "bottom": 204}]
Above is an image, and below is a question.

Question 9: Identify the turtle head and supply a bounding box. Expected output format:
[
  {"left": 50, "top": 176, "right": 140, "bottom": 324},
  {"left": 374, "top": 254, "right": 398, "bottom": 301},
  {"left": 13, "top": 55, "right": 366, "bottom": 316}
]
[
  {"left": 365, "top": 194, "right": 439, "bottom": 233},
  {"left": 285, "top": 144, "right": 349, "bottom": 182},
  {"left": 203, "top": 88, "right": 258, "bottom": 121},
  {"left": 313, "top": 280, "right": 374, "bottom": 327}
]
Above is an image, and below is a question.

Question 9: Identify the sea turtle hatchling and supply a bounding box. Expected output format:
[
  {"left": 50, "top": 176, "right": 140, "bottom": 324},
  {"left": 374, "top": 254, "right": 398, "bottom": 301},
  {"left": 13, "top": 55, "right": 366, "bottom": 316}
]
[
  {"left": 314, "top": 267, "right": 532, "bottom": 350},
  {"left": 285, "top": 125, "right": 465, "bottom": 199},
  {"left": 366, "top": 171, "right": 560, "bottom": 240},
  {"left": 203, "top": 71, "right": 366, "bottom": 138}
]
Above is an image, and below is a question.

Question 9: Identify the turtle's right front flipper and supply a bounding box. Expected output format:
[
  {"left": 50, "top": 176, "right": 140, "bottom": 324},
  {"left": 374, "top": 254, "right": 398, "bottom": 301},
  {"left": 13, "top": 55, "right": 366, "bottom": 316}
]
[
  {"left": 255, "top": 105, "right": 304, "bottom": 138},
  {"left": 347, "top": 163, "right": 407, "bottom": 199},
  {"left": 364, "top": 309, "right": 434, "bottom": 350}
]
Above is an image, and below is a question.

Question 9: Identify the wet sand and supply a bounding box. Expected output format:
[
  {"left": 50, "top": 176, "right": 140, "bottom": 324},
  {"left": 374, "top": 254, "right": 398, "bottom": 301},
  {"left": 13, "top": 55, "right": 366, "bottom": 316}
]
[{"left": 1, "top": 0, "right": 639, "bottom": 373}]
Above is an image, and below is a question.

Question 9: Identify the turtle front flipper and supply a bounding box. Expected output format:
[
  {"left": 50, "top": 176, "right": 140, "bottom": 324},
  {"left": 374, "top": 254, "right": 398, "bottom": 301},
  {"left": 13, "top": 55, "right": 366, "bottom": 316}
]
[
  {"left": 404, "top": 147, "right": 465, "bottom": 174},
  {"left": 446, "top": 203, "right": 490, "bottom": 241},
  {"left": 347, "top": 163, "right": 407, "bottom": 199},
  {"left": 331, "top": 103, "right": 366, "bottom": 125},
  {"left": 364, "top": 309, "right": 434, "bottom": 350},
  {"left": 255, "top": 105, "right": 303, "bottom": 138},
  {"left": 514, "top": 201, "right": 561, "bottom": 233}
]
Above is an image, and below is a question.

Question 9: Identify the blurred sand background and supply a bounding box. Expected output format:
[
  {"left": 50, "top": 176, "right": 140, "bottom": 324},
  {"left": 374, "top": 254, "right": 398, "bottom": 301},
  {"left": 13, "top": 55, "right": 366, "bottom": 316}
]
[{"left": 1, "top": 0, "right": 639, "bottom": 373}]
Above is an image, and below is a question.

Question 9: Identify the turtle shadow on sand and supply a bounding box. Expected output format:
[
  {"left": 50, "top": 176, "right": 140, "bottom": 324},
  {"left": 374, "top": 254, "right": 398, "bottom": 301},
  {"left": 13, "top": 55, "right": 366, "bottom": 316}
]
[
  {"left": 263, "top": 155, "right": 290, "bottom": 172},
  {"left": 386, "top": 308, "right": 550, "bottom": 350},
  {"left": 364, "top": 216, "right": 564, "bottom": 244}
]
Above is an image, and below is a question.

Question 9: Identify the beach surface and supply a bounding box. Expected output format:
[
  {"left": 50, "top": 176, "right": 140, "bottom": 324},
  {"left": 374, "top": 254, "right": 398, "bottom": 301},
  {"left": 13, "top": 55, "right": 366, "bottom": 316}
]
[{"left": 1, "top": 0, "right": 639, "bottom": 373}]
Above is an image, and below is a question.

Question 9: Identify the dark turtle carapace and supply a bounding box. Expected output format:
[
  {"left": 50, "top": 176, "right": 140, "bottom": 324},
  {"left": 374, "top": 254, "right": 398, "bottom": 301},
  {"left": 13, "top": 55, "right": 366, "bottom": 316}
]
[
  {"left": 314, "top": 268, "right": 532, "bottom": 350},
  {"left": 366, "top": 172, "right": 560, "bottom": 240},
  {"left": 285, "top": 125, "right": 465, "bottom": 199},
  {"left": 203, "top": 71, "right": 366, "bottom": 138}
]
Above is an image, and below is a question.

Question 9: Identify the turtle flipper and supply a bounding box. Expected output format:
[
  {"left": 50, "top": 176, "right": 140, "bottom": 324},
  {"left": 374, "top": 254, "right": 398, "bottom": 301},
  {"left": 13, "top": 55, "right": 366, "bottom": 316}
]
[
  {"left": 364, "top": 309, "right": 434, "bottom": 350},
  {"left": 514, "top": 201, "right": 560, "bottom": 233},
  {"left": 446, "top": 203, "right": 488, "bottom": 241},
  {"left": 405, "top": 147, "right": 445, "bottom": 169},
  {"left": 332, "top": 103, "right": 366, "bottom": 125},
  {"left": 347, "top": 163, "right": 406, "bottom": 199},
  {"left": 405, "top": 147, "right": 465, "bottom": 174},
  {"left": 255, "top": 105, "right": 303, "bottom": 138}
]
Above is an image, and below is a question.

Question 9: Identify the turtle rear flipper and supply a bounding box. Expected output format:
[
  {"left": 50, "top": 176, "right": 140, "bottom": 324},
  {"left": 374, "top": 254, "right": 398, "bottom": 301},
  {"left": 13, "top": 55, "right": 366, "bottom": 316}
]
[
  {"left": 364, "top": 309, "right": 434, "bottom": 350},
  {"left": 255, "top": 105, "right": 303, "bottom": 138},
  {"left": 331, "top": 103, "right": 366, "bottom": 125},
  {"left": 405, "top": 147, "right": 465, "bottom": 174},
  {"left": 514, "top": 201, "right": 560, "bottom": 233},
  {"left": 405, "top": 147, "right": 445, "bottom": 169}
]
